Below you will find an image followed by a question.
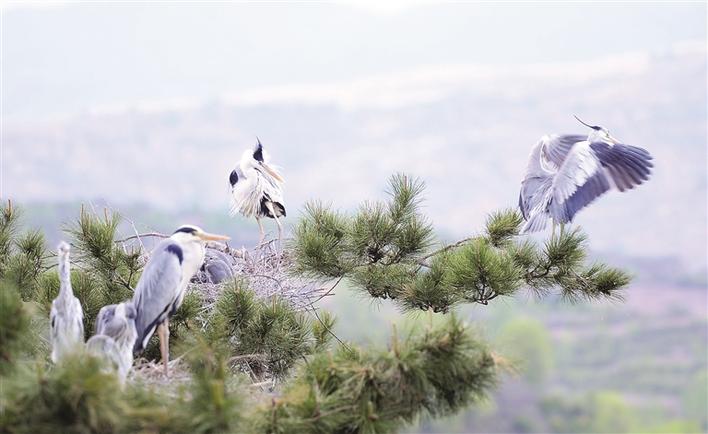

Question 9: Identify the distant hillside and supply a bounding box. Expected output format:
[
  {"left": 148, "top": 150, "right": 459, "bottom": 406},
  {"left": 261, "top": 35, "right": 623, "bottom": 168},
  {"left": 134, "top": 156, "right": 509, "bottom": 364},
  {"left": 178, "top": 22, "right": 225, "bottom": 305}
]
[{"left": 4, "top": 44, "right": 706, "bottom": 270}]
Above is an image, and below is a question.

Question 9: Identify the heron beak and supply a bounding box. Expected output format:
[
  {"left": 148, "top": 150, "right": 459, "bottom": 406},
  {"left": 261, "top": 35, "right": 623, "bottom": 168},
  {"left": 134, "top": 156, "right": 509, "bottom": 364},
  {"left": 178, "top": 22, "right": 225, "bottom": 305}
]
[
  {"left": 261, "top": 163, "right": 284, "bottom": 183},
  {"left": 197, "top": 232, "right": 230, "bottom": 241},
  {"left": 607, "top": 134, "right": 620, "bottom": 144}
]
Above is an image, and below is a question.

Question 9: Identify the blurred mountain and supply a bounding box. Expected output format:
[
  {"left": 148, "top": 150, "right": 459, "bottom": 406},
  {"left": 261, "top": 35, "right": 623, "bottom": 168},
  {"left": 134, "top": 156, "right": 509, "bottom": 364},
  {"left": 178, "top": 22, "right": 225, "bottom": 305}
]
[{"left": 4, "top": 42, "right": 706, "bottom": 271}]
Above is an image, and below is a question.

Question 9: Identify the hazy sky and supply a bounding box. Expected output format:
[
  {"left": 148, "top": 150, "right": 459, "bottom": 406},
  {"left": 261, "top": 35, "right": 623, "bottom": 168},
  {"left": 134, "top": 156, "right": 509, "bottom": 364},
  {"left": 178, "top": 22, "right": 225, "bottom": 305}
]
[
  {"left": 2, "top": 2, "right": 706, "bottom": 269},
  {"left": 3, "top": 2, "right": 706, "bottom": 120}
]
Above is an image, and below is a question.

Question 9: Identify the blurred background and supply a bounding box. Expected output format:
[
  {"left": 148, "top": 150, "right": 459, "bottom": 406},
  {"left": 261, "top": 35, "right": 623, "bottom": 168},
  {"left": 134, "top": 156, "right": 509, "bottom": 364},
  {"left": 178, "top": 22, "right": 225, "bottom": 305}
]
[{"left": 2, "top": 2, "right": 706, "bottom": 432}]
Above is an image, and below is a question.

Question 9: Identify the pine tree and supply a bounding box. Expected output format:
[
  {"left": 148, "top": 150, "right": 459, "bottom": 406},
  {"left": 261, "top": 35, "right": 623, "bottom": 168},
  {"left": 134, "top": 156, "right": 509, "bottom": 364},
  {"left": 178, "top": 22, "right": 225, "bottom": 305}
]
[{"left": 0, "top": 174, "right": 631, "bottom": 434}]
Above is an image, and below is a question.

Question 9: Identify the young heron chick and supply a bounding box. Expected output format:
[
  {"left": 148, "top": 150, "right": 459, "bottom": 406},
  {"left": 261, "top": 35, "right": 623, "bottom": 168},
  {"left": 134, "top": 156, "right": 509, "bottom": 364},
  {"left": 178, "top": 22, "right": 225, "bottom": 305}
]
[
  {"left": 229, "top": 138, "right": 286, "bottom": 244},
  {"left": 87, "top": 301, "right": 138, "bottom": 382},
  {"left": 132, "top": 225, "right": 229, "bottom": 375},
  {"left": 50, "top": 241, "right": 84, "bottom": 363}
]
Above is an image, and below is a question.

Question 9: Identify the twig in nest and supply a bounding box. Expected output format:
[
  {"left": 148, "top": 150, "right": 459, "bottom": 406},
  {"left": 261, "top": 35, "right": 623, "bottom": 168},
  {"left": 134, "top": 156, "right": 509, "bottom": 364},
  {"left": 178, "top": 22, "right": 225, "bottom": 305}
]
[{"left": 115, "top": 232, "right": 168, "bottom": 244}]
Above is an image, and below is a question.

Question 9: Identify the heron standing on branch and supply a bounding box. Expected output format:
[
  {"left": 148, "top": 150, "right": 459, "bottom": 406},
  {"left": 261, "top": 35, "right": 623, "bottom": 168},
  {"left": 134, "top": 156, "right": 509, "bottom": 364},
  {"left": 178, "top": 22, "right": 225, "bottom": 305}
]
[
  {"left": 519, "top": 116, "right": 653, "bottom": 234},
  {"left": 87, "top": 301, "right": 138, "bottom": 382},
  {"left": 132, "top": 225, "right": 229, "bottom": 375},
  {"left": 229, "top": 138, "right": 286, "bottom": 244},
  {"left": 50, "top": 241, "right": 84, "bottom": 363}
]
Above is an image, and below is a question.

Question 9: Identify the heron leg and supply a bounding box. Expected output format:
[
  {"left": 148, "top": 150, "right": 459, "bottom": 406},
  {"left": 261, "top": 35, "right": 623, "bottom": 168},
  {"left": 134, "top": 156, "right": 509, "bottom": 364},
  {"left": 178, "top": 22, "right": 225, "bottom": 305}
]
[
  {"left": 273, "top": 215, "right": 283, "bottom": 249},
  {"left": 560, "top": 223, "right": 566, "bottom": 236},
  {"left": 158, "top": 320, "right": 170, "bottom": 376},
  {"left": 256, "top": 217, "right": 265, "bottom": 245},
  {"left": 552, "top": 222, "right": 556, "bottom": 239},
  {"left": 265, "top": 203, "right": 283, "bottom": 251}
]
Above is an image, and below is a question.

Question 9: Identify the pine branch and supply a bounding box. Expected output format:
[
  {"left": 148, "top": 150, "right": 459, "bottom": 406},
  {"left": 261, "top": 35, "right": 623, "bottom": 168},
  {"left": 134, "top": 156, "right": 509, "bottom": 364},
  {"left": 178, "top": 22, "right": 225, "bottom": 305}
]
[
  {"left": 291, "top": 176, "right": 631, "bottom": 313},
  {"left": 249, "top": 316, "right": 497, "bottom": 433}
]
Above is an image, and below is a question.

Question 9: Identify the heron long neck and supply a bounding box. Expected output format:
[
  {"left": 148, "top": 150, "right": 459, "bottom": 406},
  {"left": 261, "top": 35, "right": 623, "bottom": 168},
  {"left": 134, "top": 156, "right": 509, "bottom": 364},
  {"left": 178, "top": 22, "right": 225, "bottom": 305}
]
[{"left": 58, "top": 253, "right": 74, "bottom": 298}]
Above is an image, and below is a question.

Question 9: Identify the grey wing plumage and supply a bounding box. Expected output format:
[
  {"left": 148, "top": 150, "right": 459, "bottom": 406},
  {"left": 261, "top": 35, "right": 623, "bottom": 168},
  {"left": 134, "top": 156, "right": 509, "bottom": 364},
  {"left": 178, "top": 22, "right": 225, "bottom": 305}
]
[
  {"left": 590, "top": 142, "right": 653, "bottom": 192},
  {"left": 548, "top": 141, "right": 607, "bottom": 223},
  {"left": 91, "top": 302, "right": 137, "bottom": 381},
  {"left": 519, "top": 175, "right": 554, "bottom": 233},
  {"left": 96, "top": 303, "right": 134, "bottom": 345},
  {"left": 132, "top": 240, "right": 183, "bottom": 353},
  {"left": 95, "top": 304, "right": 117, "bottom": 335},
  {"left": 549, "top": 140, "right": 653, "bottom": 224},
  {"left": 542, "top": 134, "right": 586, "bottom": 168},
  {"left": 519, "top": 175, "right": 553, "bottom": 221},
  {"left": 551, "top": 168, "right": 611, "bottom": 224}
]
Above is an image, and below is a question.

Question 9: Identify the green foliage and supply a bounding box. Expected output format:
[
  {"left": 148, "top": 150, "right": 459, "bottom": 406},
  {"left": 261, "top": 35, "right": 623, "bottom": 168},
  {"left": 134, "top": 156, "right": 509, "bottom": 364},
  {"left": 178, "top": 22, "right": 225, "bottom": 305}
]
[
  {"left": 292, "top": 175, "right": 631, "bottom": 313},
  {"left": 0, "top": 202, "right": 48, "bottom": 301},
  {"left": 541, "top": 391, "right": 638, "bottom": 433},
  {"left": 65, "top": 208, "right": 142, "bottom": 303},
  {"left": 207, "top": 280, "right": 319, "bottom": 379},
  {"left": 292, "top": 174, "right": 433, "bottom": 286},
  {"left": 0, "top": 282, "right": 33, "bottom": 373},
  {"left": 0, "top": 180, "right": 635, "bottom": 434},
  {"left": 0, "top": 200, "right": 21, "bottom": 275},
  {"left": 291, "top": 201, "right": 354, "bottom": 278},
  {"left": 311, "top": 310, "right": 336, "bottom": 352},
  {"left": 250, "top": 316, "right": 496, "bottom": 433},
  {"left": 183, "top": 338, "right": 245, "bottom": 434},
  {"left": 485, "top": 209, "right": 523, "bottom": 247},
  {"left": 1, "top": 353, "right": 125, "bottom": 434},
  {"left": 682, "top": 369, "right": 708, "bottom": 430}
]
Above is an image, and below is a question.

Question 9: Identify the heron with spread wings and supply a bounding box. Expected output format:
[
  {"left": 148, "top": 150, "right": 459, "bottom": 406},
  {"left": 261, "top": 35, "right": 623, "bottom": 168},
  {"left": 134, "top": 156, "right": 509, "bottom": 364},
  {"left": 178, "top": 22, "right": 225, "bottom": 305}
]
[
  {"left": 132, "top": 225, "right": 229, "bottom": 375},
  {"left": 229, "top": 138, "right": 286, "bottom": 244},
  {"left": 50, "top": 241, "right": 84, "bottom": 363},
  {"left": 519, "top": 116, "right": 654, "bottom": 234}
]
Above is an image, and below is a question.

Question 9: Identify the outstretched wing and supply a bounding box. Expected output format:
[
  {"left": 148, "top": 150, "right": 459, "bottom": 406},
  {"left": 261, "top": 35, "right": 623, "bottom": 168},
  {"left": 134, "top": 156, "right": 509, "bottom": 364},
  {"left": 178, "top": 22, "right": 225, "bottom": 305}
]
[
  {"left": 549, "top": 140, "right": 653, "bottom": 223},
  {"left": 590, "top": 141, "right": 653, "bottom": 192},
  {"left": 549, "top": 141, "right": 609, "bottom": 223},
  {"left": 132, "top": 239, "right": 183, "bottom": 353},
  {"left": 541, "top": 134, "right": 587, "bottom": 169}
]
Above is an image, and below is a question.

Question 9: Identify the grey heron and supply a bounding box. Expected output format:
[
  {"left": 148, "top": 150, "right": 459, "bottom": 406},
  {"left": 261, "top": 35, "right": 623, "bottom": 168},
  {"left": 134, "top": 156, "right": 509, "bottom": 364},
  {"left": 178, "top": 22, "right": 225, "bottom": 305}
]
[
  {"left": 50, "top": 241, "right": 84, "bottom": 363},
  {"left": 519, "top": 116, "right": 653, "bottom": 234},
  {"left": 132, "top": 225, "right": 229, "bottom": 375},
  {"left": 86, "top": 301, "right": 137, "bottom": 382},
  {"left": 229, "top": 138, "right": 286, "bottom": 244}
]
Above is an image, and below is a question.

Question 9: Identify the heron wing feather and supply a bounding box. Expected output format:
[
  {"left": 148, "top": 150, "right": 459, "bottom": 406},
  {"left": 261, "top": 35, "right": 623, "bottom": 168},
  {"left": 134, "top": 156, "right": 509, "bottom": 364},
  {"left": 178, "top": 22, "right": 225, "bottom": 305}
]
[
  {"left": 542, "top": 134, "right": 587, "bottom": 168},
  {"left": 590, "top": 142, "right": 653, "bottom": 192},
  {"left": 552, "top": 141, "right": 603, "bottom": 204},
  {"left": 132, "top": 240, "right": 183, "bottom": 352}
]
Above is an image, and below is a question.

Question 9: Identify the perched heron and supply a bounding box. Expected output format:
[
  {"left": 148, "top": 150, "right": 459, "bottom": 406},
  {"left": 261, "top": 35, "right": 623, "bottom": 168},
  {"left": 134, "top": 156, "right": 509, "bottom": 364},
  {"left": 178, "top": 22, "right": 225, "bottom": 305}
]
[
  {"left": 50, "top": 241, "right": 84, "bottom": 363},
  {"left": 519, "top": 116, "right": 653, "bottom": 234},
  {"left": 229, "top": 138, "right": 286, "bottom": 244},
  {"left": 132, "top": 225, "right": 229, "bottom": 375},
  {"left": 86, "top": 301, "right": 137, "bottom": 382}
]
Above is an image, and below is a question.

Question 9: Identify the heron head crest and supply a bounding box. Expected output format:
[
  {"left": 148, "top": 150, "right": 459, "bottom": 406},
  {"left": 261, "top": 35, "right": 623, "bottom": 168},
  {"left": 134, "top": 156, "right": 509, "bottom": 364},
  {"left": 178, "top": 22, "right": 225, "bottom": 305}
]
[{"left": 573, "top": 115, "right": 602, "bottom": 131}]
